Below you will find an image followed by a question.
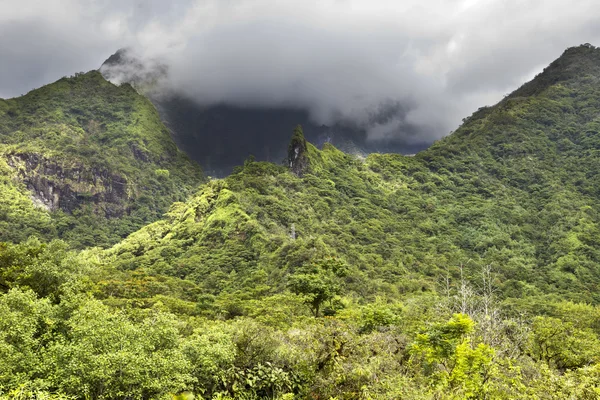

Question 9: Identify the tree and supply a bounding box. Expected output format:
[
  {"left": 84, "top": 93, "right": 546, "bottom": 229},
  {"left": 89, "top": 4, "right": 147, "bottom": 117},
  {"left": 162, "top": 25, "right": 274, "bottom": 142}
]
[
  {"left": 528, "top": 316, "right": 600, "bottom": 370},
  {"left": 411, "top": 314, "right": 495, "bottom": 398},
  {"left": 47, "top": 299, "right": 192, "bottom": 398},
  {"left": 0, "top": 288, "right": 53, "bottom": 388},
  {"left": 288, "top": 257, "right": 347, "bottom": 317}
]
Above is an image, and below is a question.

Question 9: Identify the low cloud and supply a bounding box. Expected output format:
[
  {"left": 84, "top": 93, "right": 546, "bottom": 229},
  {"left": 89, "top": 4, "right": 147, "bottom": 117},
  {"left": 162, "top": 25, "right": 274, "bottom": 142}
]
[{"left": 3, "top": 0, "right": 600, "bottom": 143}]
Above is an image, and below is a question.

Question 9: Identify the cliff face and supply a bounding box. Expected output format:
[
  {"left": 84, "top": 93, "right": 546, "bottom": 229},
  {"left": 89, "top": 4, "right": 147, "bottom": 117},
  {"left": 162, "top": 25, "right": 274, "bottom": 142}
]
[
  {"left": 6, "top": 152, "right": 130, "bottom": 216},
  {"left": 288, "top": 125, "right": 310, "bottom": 176}
]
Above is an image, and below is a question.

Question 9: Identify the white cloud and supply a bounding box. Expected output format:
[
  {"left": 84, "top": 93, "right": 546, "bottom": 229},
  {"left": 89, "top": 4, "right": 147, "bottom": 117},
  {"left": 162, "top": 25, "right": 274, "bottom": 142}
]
[{"left": 2, "top": 0, "right": 600, "bottom": 141}]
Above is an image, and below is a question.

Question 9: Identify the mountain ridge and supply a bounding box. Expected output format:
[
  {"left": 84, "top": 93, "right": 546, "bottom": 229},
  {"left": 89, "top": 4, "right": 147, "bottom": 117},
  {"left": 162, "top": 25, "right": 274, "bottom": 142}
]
[
  {"left": 3, "top": 44, "right": 600, "bottom": 399},
  {"left": 102, "top": 44, "right": 600, "bottom": 304}
]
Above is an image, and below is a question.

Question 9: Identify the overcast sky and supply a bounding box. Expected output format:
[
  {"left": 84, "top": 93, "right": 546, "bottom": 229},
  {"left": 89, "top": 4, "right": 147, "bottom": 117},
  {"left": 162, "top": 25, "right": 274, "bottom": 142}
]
[{"left": 2, "top": 0, "right": 600, "bottom": 143}]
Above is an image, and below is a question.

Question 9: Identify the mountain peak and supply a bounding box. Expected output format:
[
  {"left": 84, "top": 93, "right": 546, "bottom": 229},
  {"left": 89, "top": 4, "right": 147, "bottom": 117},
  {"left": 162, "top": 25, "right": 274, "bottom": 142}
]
[
  {"left": 99, "top": 47, "right": 131, "bottom": 68},
  {"left": 288, "top": 125, "right": 310, "bottom": 176},
  {"left": 99, "top": 48, "right": 167, "bottom": 88},
  {"left": 510, "top": 43, "right": 600, "bottom": 99}
]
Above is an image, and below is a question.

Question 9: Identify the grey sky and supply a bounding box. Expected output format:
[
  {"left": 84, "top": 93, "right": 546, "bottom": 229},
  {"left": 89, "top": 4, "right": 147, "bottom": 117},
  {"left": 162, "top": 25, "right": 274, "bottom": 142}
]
[{"left": 2, "top": 0, "right": 600, "bottom": 142}]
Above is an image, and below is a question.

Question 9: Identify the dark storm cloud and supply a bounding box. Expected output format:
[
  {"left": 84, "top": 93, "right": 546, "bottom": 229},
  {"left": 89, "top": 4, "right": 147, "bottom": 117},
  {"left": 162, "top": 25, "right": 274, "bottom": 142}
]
[{"left": 3, "top": 0, "right": 600, "bottom": 142}]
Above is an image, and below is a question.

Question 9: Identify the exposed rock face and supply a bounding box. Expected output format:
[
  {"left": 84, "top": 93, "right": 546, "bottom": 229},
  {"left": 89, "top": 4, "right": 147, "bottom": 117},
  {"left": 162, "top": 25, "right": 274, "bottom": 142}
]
[
  {"left": 288, "top": 125, "right": 310, "bottom": 177},
  {"left": 129, "top": 142, "right": 150, "bottom": 162},
  {"left": 6, "top": 152, "right": 130, "bottom": 217}
]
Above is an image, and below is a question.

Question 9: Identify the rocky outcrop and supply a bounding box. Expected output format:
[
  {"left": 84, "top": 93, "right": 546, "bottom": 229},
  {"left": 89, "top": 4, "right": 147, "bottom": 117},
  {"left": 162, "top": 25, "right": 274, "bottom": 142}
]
[
  {"left": 288, "top": 125, "right": 310, "bottom": 177},
  {"left": 6, "top": 152, "right": 131, "bottom": 217}
]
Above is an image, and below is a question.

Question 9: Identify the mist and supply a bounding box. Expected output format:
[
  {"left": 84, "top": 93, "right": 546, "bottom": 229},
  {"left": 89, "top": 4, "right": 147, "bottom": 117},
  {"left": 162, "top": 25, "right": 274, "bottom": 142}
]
[{"left": 4, "top": 0, "right": 600, "bottom": 143}]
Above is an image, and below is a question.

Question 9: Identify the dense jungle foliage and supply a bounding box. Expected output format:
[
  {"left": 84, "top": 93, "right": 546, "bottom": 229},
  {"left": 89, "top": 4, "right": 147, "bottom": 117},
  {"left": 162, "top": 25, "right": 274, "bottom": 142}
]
[
  {"left": 3, "top": 45, "right": 600, "bottom": 399},
  {"left": 0, "top": 71, "right": 203, "bottom": 248}
]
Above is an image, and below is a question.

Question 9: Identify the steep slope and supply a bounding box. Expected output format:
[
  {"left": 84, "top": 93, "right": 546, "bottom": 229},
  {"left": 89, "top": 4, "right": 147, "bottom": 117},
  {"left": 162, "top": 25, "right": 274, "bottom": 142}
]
[
  {"left": 108, "top": 45, "right": 600, "bottom": 305},
  {"left": 418, "top": 43, "right": 600, "bottom": 297},
  {"left": 0, "top": 71, "right": 203, "bottom": 247},
  {"left": 6, "top": 45, "right": 600, "bottom": 400}
]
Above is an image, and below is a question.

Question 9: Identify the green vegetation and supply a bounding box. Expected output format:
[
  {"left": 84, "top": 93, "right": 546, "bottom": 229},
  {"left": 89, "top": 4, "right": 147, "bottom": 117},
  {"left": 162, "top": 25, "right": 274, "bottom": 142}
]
[
  {"left": 4, "top": 45, "right": 600, "bottom": 398},
  {"left": 2, "top": 241, "right": 600, "bottom": 399},
  {"left": 0, "top": 71, "right": 203, "bottom": 248}
]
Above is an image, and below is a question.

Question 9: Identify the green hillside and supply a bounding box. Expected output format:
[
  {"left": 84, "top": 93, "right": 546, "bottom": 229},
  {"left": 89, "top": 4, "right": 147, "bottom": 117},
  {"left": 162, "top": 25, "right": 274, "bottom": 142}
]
[
  {"left": 3, "top": 45, "right": 600, "bottom": 399},
  {"left": 0, "top": 71, "right": 203, "bottom": 247},
  {"left": 111, "top": 42, "right": 600, "bottom": 302}
]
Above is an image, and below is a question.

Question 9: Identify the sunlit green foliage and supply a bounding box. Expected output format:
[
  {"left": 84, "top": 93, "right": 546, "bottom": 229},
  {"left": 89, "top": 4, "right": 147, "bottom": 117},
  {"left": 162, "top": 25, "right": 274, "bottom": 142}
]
[
  {"left": 0, "top": 71, "right": 203, "bottom": 248},
  {"left": 288, "top": 257, "right": 347, "bottom": 316},
  {"left": 3, "top": 45, "right": 600, "bottom": 398},
  {"left": 0, "top": 238, "right": 599, "bottom": 399}
]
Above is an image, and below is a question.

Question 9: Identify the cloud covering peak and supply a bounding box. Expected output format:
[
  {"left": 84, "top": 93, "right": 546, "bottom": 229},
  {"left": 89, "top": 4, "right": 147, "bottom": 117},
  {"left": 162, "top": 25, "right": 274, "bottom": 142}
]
[{"left": 3, "top": 0, "right": 600, "bottom": 142}]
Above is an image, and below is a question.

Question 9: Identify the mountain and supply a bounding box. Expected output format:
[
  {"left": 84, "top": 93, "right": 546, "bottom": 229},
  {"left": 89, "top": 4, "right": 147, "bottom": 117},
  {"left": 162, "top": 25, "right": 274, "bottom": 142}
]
[
  {"left": 103, "top": 45, "right": 600, "bottom": 304},
  {"left": 99, "top": 49, "right": 430, "bottom": 176},
  {"left": 3, "top": 44, "right": 600, "bottom": 399},
  {"left": 0, "top": 71, "right": 203, "bottom": 248}
]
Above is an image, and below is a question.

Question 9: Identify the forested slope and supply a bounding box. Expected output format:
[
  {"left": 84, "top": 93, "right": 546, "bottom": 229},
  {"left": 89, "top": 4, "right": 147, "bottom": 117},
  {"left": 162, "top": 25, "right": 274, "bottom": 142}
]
[
  {"left": 3, "top": 45, "right": 600, "bottom": 399},
  {"left": 112, "top": 45, "right": 600, "bottom": 304},
  {"left": 0, "top": 71, "right": 203, "bottom": 247}
]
